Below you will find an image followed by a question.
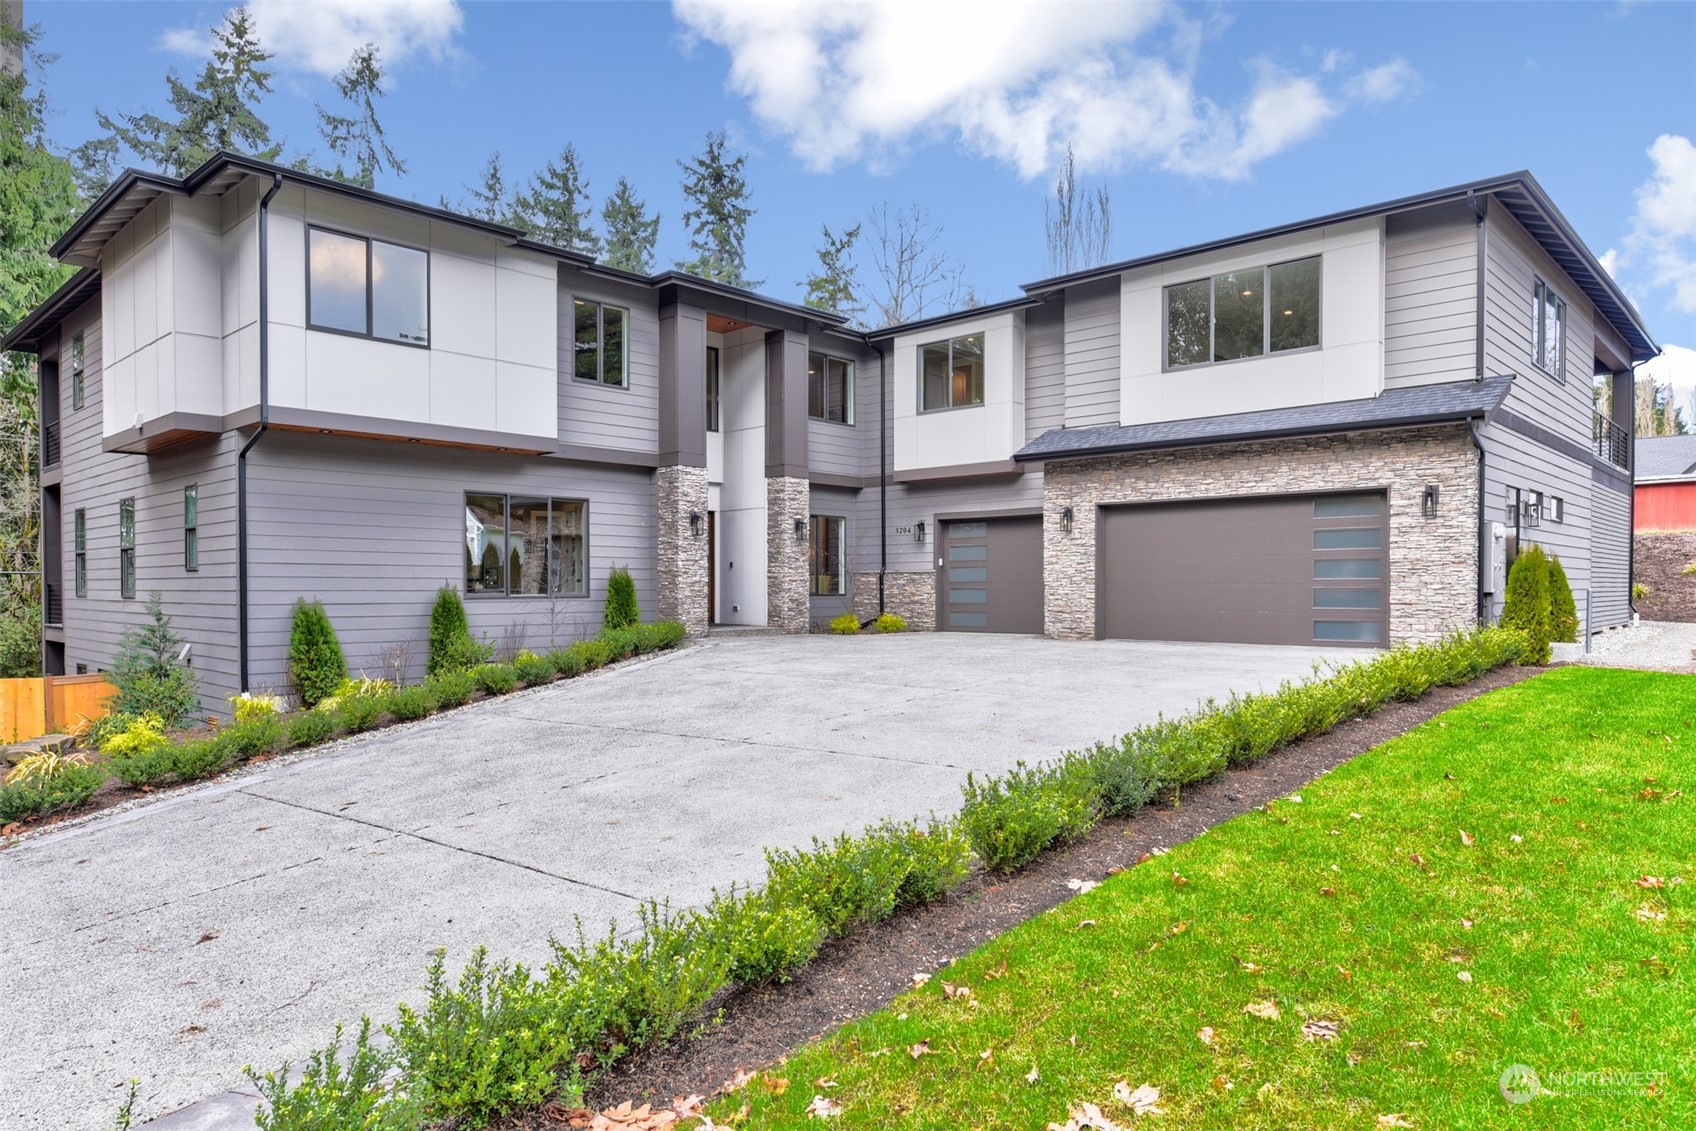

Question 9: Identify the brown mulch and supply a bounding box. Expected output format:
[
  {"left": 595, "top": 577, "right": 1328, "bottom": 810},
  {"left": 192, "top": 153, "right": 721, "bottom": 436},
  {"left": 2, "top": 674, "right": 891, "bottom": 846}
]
[{"left": 493, "top": 666, "right": 1537, "bottom": 1126}]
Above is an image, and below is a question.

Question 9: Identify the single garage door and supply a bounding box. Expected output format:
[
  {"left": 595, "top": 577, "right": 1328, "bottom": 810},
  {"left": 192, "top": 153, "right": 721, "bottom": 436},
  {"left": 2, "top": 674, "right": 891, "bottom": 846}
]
[
  {"left": 940, "top": 517, "right": 1043, "bottom": 633},
  {"left": 1099, "top": 492, "right": 1386, "bottom": 647}
]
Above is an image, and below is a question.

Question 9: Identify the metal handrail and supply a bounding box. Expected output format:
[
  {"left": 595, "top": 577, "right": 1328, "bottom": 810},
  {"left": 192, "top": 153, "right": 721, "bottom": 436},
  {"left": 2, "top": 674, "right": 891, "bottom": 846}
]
[{"left": 1592, "top": 411, "right": 1628, "bottom": 469}]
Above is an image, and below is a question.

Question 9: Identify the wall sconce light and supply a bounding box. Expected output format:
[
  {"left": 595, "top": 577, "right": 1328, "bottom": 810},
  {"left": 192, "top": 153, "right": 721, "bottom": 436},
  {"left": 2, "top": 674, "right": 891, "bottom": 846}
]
[
  {"left": 1060, "top": 506, "right": 1074, "bottom": 535},
  {"left": 1420, "top": 485, "right": 1439, "bottom": 519},
  {"left": 794, "top": 516, "right": 807, "bottom": 541},
  {"left": 1522, "top": 491, "right": 1542, "bottom": 528},
  {"left": 913, "top": 520, "right": 927, "bottom": 543},
  {"left": 689, "top": 510, "right": 704, "bottom": 538}
]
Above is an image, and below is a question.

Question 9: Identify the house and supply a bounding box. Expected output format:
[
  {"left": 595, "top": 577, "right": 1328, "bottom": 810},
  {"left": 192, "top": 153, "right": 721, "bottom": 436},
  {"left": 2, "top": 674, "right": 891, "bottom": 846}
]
[
  {"left": 2, "top": 155, "right": 1657, "bottom": 710},
  {"left": 1633, "top": 434, "right": 1696, "bottom": 532}
]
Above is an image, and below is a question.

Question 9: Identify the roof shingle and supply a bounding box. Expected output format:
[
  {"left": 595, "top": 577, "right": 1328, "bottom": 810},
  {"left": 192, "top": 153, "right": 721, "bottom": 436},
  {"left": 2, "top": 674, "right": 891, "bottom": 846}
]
[{"left": 1634, "top": 434, "right": 1696, "bottom": 481}]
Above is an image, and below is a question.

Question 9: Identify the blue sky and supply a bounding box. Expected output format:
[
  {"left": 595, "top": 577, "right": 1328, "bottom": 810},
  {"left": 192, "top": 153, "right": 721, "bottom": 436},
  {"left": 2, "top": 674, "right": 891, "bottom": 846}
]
[{"left": 25, "top": 1, "right": 1696, "bottom": 390}]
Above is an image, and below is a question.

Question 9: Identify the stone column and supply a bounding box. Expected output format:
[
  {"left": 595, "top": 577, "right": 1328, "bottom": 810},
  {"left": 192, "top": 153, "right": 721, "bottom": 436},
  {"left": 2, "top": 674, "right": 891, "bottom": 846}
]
[
  {"left": 766, "top": 475, "right": 811, "bottom": 633},
  {"left": 655, "top": 465, "right": 709, "bottom": 636}
]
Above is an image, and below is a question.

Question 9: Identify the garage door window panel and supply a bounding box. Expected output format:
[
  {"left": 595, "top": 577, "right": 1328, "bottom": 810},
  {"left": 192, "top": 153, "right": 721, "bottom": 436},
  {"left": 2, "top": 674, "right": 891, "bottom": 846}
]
[
  {"left": 1315, "top": 558, "right": 1381, "bottom": 579},
  {"left": 1314, "top": 588, "right": 1382, "bottom": 609},
  {"left": 1315, "top": 528, "right": 1381, "bottom": 550},
  {"left": 1315, "top": 620, "right": 1381, "bottom": 643}
]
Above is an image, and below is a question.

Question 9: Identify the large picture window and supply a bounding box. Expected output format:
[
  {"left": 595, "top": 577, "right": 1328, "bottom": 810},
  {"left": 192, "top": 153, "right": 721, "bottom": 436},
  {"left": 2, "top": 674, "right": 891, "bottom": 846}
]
[
  {"left": 464, "top": 494, "right": 587, "bottom": 597},
  {"left": 809, "top": 515, "right": 845, "bottom": 596},
  {"left": 308, "top": 227, "right": 430, "bottom": 347},
  {"left": 118, "top": 497, "right": 135, "bottom": 599},
  {"left": 919, "top": 334, "right": 984, "bottom": 412},
  {"left": 1532, "top": 277, "right": 1566, "bottom": 379},
  {"left": 1165, "top": 255, "right": 1320, "bottom": 368},
  {"left": 573, "top": 299, "right": 628, "bottom": 386},
  {"left": 808, "top": 352, "right": 854, "bottom": 424}
]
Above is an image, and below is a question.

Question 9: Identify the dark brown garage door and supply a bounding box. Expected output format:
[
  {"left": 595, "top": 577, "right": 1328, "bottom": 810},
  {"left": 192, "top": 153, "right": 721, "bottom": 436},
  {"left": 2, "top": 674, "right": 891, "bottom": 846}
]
[
  {"left": 941, "top": 517, "right": 1043, "bottom": 633},
  {"left": 1099, "top": 493, "right": 1386, "bottom": 647}
]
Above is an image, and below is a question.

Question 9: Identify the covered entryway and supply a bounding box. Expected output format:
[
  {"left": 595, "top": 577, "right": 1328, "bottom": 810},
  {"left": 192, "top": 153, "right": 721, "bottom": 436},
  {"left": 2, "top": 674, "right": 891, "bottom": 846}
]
[
  {"left": 940, "top": 517, "right": 1043, "bottom": 633},
  {"left": 1098, "top": 492, "right": 1387, "bottom": 647}
]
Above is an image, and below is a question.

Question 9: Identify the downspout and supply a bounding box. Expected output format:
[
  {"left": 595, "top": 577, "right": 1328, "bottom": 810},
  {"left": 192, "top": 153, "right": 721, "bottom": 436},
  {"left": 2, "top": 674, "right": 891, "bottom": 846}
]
[
  {"left": 1468, "top": 191, "right": 1488, "bottom": 381},
  {"left": 1469, "top": 418, "right": 1487, "bottom": 623},
  {"left": 872, "top": 338, "right": 888, "bottom": 617},
  {"left": 237, "top": 172, "right": 284, "bottom": 692},
  {"left": 1627, "top": 359, "right": 1648, "bottom": 619}
]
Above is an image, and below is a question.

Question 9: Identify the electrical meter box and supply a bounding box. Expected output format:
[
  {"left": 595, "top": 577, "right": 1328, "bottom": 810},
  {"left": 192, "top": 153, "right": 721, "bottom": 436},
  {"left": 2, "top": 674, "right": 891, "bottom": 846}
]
[{"left": 1480, "top": 520, "right": 1507, "bottom": 595}]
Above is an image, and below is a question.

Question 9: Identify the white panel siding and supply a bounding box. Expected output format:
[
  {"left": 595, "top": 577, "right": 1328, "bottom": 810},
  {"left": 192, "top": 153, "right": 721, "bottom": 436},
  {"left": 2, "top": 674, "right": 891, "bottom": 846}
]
[
  {"left": 1025, "top": 300, "right": 1065, "bottom": 441},
  {"left": 1064, "top": 279, "right": 1120, "bottom": 427},
  {"left": 1384, "top": 204, "right": 1477, "bottom": 389}
]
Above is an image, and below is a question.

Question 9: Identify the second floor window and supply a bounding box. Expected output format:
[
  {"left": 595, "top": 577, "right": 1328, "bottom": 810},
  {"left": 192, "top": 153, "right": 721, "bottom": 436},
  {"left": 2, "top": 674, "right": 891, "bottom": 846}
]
[
  {"left": 1533, "top": 278, "right": 1566, "bottom": 379},
  {"left": 308, "top": 227, "right": 430, "bottom": 347},
  {"left": 184, "top": 485, "right": 199, "bottom": 571},
  {"left": 71, "top": 332, "right": 85, "bottom": 410},
  {"left": 118, "top": 497, "right": 135, "bottom": 599},
  {"left": 920, "top": 334, "right": 984, "bottom": 412},
  {"left": 73, "top": 509, "right": 86, "bottom": 598},
  {"left": 464, "top": 493, "right": 587, "bottom": 597},
  {"left": 809, "top": 515, "right": 845, "bottom": 596},
  {"left": 706, "top": 346, "right": 720, "bottom": 432},
  {"left": 573, "top": 299, "right": 628, "bottom": 386},
  {"left": 808, "top": 352, "right": 854, "bottom": 424},
  {"left": 1166, "top": 255, "right": 1320, "bottom": 368}
]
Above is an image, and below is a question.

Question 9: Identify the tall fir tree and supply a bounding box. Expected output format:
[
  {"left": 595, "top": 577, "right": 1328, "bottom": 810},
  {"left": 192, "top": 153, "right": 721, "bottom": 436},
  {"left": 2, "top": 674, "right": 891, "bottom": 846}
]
[
  {"left": 802, "top": 222, "right": 863, "bottom": 324},
  {"left": 676, "top": 129, "right": 756, "bottom": 287},
  {"left": 459, "top": 151, "right": 518, "bottom": 225},
  {"left": 600, "top": 177, "right": 659, "bottom": 273},
  {"left": 312, "top": 45, "right": 404, "bottom": 189},
  {"left": 511, "top": 144, "right": 601, "bottom": 257},
  {"left": 84, "top": 6, "right": 279, "bottom": 186}
]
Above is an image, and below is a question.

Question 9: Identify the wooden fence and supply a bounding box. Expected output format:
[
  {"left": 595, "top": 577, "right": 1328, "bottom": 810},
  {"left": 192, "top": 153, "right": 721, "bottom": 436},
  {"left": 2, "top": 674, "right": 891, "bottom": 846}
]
[{"left": 1, "top": 675, "right": 117, "bottom": 744}]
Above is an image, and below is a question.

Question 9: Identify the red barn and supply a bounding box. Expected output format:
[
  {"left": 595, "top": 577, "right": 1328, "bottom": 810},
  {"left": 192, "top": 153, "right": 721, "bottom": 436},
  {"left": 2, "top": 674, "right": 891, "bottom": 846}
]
[{"left": 1635, "top": 435, "right": 1696, "bottom": 532}]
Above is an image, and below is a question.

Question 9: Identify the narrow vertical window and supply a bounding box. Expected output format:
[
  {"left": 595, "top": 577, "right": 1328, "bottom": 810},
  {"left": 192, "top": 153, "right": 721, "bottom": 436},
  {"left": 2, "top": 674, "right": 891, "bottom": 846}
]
[
  {"left": 183, "top": 485, "right": 199, "bottom": 571},
  {"left": 571, "top": 299, "right": 629, "bottom": 386},
  {"left": 1532, "top": 277, "right": 1566, "bottom": 379},
  {"left": 706, "top": 346, "right": 720, "bottom": 432},
  {"left": 73, "top": 509, "right": 86, "bottom": 598},
  {"left": 71, "top": 332, "right": 85, "bottom": 410},
  {"left": 808, "top": 515, "right": 846, "bottom": 596},
  {"left": 118, "top": 497, "right": 135, "bottom": 599},
  {"left": 807, "top": 352, "right": 854, "bottom": 424}
]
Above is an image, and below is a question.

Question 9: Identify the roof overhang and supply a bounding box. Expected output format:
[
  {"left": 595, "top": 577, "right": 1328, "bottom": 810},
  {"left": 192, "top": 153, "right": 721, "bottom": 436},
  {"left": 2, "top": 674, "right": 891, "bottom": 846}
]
[{"left": 1, "top": 268, "right": 100, "bottom": 353}]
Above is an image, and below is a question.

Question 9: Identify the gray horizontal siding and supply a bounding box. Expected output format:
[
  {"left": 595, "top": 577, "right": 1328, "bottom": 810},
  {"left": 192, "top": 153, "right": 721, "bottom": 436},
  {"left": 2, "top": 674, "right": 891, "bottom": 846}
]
[
  {"left": 1025, "top": 300, "right": 1065, "bottom": 441},
  {"left": 808, "top": 484, "right": 858, "bottom": 627},
  {"left": 245, "top": 432, "right": 656, "bottom": 692},
  {"left": 557, "top": 269, "right": 660, "bottom": 454},
  {"left": 1063, "top": 279, "right": 1120, "bottom": 428},
  {"left": 864, "top": 472, "right": 1046, "bottom": 577},
  {"left": 1591, "top": 483, "right": 1630, "bottom": 630},
  {"left": 1384, "top": 204, "right": 1476, "bottom": 389},
  {"left": 1480, "top": 421, "right": 1595, "bottom": 623},
  {"left": 806, "top": 336, "right": 878, "bottom": 480}
]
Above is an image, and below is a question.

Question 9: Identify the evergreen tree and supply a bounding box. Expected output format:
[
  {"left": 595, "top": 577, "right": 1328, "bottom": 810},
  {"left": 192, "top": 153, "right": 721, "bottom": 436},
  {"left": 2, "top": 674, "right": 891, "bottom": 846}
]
[
  {"left": 600, "top": 176, "right": 659, "bottom": 273},
  {"left": 87, "top": 7, "right": 280, "bottom": 182},
  {"left": 110, "top": 593, "right": 201, "bottom": 724},
  {"left": 512, "top": 144, "right": 601, "bottom": 257},
  {"left": 604, "top": 566, "right": 639, "bottom": 630},
  {"left": 676, "top": 129, "right": 756, "bottom": 287},
  {"left": 1501, "top": 544, "right": 1553, "bottom": 665},
  {"left": 1548, "top": 553, "right": 1579, "bottom": 644},
  {"left": 311, "top": 45, "right": 403, "bottom": 189},
  {"left": 802, "top": 223, "right": 863, "bottom": 324},
  {"left": 428, "top": 584, "right": 482, "bottom": 675},
  {"left": 288, "top": 599, "right": 347, "bottom": 707},
  {"left": 458, "top": 151, "right": 518, "bottom": 225}
]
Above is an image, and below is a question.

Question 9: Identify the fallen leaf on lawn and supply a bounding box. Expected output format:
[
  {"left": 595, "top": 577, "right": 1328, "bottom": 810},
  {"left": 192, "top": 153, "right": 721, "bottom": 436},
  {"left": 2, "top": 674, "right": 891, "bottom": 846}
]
[
  {"left": 762, "top": 1076, "right": 788, "bottom": 1096},
  {"left": 1027, "top": 1065, "right": 1041, "bottom": 1084},
  {"left": 1346, "top": 1052, "right": 1362, "bottom": 1067},
  {"left": 813, "top": 1078, "right": 837, "bottom": 1090},
  {"left": 1302, "top": 1018, "right": 1341, "bottom": 1041},
  {"left": 1405, "top": 1039, "right": 1427, "bottom": 1048},
  {"left": 1076, "top": 918, "right": 1098, "bottom": 929},
  {"left": 911, "top": 972, "right": 931, "bottom": 987},
  {"left": 1328, "top": 829, "right": 1341, "bottom": 836},
  {"left": 1047, "top": 1101, "right": 1124, "bottom": 1131},
  {"left": 1635, "top": 906, "right": 1666, "bottom": 922},
  {"left": 1233, "top": 956, "right": 1264, "bottom": 973},
  {"left": 1171, "top": 872, "right": 1189, "bottom": 886},
  {"left": 1320, "top": 887, "right": 1336, "bottom": 897},
  {"left": 1408, "top": 854, "right": 1426, "bottom": 867},
  {"left": 1510, "top": 834, "right": 1523, "bottom": 843},
  {"left": 1456, "top": 971, "right": 1473, "bottom": 983},
  {"left": 1461, "top": 918, "right": 1474, "bottom": 929},
  {"left": 1377, "top": 1116, "right": 1415, "bottom": 1128},
  {"left": 1197, "top": 1026, "right": 1216, "bottom": 1045},
  {"left": 1114, "top": 1081, "right": 1163, "bottom": 1115},
  {"left": 1150, "top": 846, "right": 1169, "bottom": 856},
  {"left": 941, "top": 981, "right": 972, "bottom": 1000},
  {"left": 984, "top": 960, "right": 1009, "bottom": 980},
  {"left": 1169, "top": 920, "right": 1190, "bottom": 936},
  {"left": 1287, "top": 794, "right": 1303, "bottom": 803},
  {"left": 1105, "top": 866, "right": 1126, "bottom": 876},
  {"left": 909, "top": 1041, "right": 933, "bottom": 1059},
  {"left": 1349, "top": 812, "right": 1362, "bottom": 820},
  {"left": 978, "top": 1049, "right": 993, "bottom": 1069},
  {"left": 194, "top": 930, "right": 219, "bottom": 945},
  {"left": 805, "top": 1095, "right": 841, "bottom": 1119},
  {"left": 1550, "top": 796, "right": 1566, "bottom": 804},
  {"left": 1243, "top": 1000, "right": 1280, "bottom": 1020},
  {"left": 1211, "top": 1075, "right": 1233, "bottom": 1092},
  {"left": 1635, "top": 876, "right": 1666, "bottom": 889},
  {"left": 1459, "top": 829, "right": 1475, "bottom": 847},
  {"left": 1569, "top": 1009, "right": 1583, "bottom": 1030},
  {"left": 1336, "top": 965, "right": 1352, "bottom": 980},
  {"left": 717, "top": 1068, "right": 756, "bottom": 1094}
]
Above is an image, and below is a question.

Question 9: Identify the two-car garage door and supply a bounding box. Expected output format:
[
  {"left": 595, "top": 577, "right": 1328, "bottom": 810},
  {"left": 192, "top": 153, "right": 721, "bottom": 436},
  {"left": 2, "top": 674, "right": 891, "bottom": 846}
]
[{"left": 1099, "top": 492, "right": 1387, "bottom": 647}]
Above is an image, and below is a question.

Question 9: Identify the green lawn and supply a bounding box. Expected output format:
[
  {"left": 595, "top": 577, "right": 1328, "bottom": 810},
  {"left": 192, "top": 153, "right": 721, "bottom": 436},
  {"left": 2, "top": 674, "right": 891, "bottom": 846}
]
[{"left": 713, "top": 669, "right": 1694, "bottom": 1129}]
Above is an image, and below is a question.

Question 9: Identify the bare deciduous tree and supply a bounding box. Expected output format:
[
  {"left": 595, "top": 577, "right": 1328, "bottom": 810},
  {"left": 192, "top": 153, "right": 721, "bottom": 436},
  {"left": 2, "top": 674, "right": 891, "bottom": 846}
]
[
  {"left": 865, "top": 202, "right": 972, "bottom": 328},
  {"left": 1045, "top": 147, "right": 1112, "bottom": 276}
]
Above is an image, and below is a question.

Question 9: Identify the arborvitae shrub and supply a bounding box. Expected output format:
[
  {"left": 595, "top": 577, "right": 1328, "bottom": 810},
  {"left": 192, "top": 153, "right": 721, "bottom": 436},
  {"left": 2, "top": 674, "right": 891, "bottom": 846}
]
[
  {"left": 604, "top": 566, "right": 639, "bottom": 630},
  {"left": 428, "top": 586, "right": 476, "bottom": 676},
  {"left": 1501, "top": 544, "right": 1553, "bottom": 665},
  {"left": 1548, "top": 553, "right": 1579, "bottom": 644},
  {"left": 288, "top": 599, "right": 347, "bottom": 708}
]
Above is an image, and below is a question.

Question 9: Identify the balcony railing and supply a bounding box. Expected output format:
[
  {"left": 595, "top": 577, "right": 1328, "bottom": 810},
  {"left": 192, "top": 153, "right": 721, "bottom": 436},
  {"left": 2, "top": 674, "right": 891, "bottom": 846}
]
[
  {"left": 1593, "top": 411, "right": 1629, "bottom": 470},
  {"left": 44, "top": 582, "right": 62, "bottom": 628},
  {"left": 42, "top": 419, "right": 60, "bottom": 469}
]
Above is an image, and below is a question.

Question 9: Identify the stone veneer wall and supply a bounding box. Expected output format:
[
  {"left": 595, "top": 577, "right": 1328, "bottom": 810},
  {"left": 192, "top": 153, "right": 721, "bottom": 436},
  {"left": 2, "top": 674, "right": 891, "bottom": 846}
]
[
  {"left": 851, "top": 571, "right": 938, "bottom": 631},
  {"left": 1042, "top": 424, "right": 1479, "bottom": 644},
  {"left": 766, "top": 476, "right": 811, "bottom": 634},
  {"left": 655, "top": 465, "right": 709, "bottom": 635},
  {"left": 1632, "top": 532, "right": 1696, "bottom": 623}
]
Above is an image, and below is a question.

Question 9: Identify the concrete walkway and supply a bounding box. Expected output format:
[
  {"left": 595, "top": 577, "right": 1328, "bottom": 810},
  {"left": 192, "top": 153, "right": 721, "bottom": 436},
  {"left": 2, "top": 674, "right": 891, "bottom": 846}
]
[{"left": 0, "top": 634, "right": 1349, "bottom": 1129}]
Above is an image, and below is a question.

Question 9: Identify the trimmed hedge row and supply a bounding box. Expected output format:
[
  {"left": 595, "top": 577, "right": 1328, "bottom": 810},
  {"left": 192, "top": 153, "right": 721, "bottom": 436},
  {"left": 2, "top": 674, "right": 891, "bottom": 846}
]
[
  {"left": 247, "top": 625, "right": 1528, "bottom": 1130},
  {"left": 0, "top": 622, "right": 689, "bottom": 826}
]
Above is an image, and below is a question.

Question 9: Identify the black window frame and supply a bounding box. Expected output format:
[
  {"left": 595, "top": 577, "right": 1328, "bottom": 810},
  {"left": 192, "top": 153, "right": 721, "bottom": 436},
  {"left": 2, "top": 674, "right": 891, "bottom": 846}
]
[
  {"left": 571, "top": 298, "right": 630, "bottom": 388},
  {"left": 305, "top": 225, "right": 431, "bottom": 349},
  {"left": 918, "top": 334, "right": 986, "bottom": 413},
  {"left": 463, "top": 492, "right": 590, "bottom": 599},
  {"left": 808, "top": 514, "right": 847, "bottom": 597},
  {"left": 1532, "top": 276, "right": 1567, "bottom": 381},
  {"left": 807, "top": 351, "right": 855, "bottom": 425},
  {"left": 183, "top": 484, "right": 199, "bottom": 571},
  {"left": 706, "top": 346, "right": 721, "bottom": 432},
  {"left": 71, "top": 331, "right": 85, "bottom": 410},
  {"left": 73, "top": 508, "right": 86, "bottom": 598},
  {"left": 118, "top": 497, "right": 135, "bottom": 599},
  {"left": 1163, "top": 255, "right": 1322, "bottom": 371}
]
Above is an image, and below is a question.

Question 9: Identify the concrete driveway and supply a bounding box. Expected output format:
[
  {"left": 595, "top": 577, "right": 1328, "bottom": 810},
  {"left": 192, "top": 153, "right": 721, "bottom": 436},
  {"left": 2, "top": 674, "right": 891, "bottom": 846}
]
[{"left": 1, "top": 633, "right": 1349, "bottom": 1129}]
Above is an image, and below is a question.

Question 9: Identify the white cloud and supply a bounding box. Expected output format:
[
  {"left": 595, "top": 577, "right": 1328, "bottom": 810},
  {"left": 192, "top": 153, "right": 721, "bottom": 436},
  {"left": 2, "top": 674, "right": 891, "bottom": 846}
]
[
  {"left": 673, "top": 1, "right": 1416, "bottom": 180},
  {"left": 1612, "top": 134, "right": 1696, "bottom": 315},
  {"left": 1346, "top": 58, "right": 1417, "bottom": 104},
  {"left": 162, "top": 1, "right": 464, "bottom": 77},
  {"left": 1643, "top": 342, "right": 1696, "bottom": 424}
]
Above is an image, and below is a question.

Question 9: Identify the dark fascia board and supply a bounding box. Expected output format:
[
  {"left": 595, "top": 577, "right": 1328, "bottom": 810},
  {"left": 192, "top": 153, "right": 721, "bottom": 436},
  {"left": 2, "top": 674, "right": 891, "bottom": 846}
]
[
  {"left": 650, "top": 272, "right": 850, "bottom": 327},
  {"left": 807, "top": 470, "right": 867, "bottom": 490},
  {"left": 894, "top": 459, "right": 1026, "bottom": 483},
  {"left": 48, "top": 171, "right": 185, "bottom": 261},
  {"left": 865, "top": 295, "right": 1047, "bottom": 340},
  {"left": 1, "top": 267, "right": 100, "bottom": 353},
  {"left": 1016, "top": 409, "right": 1487, "bottom": 463}
]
